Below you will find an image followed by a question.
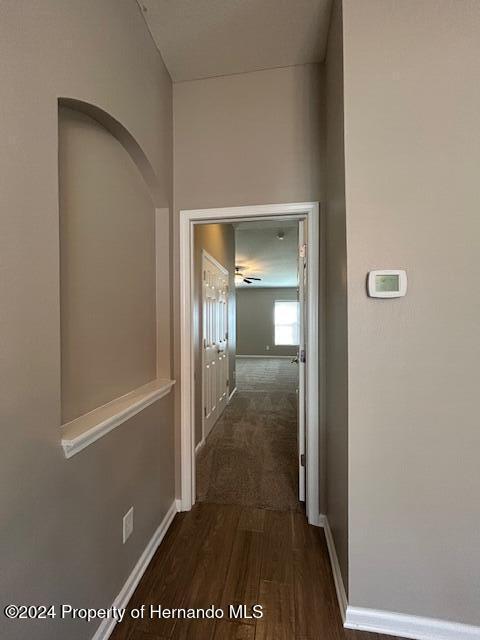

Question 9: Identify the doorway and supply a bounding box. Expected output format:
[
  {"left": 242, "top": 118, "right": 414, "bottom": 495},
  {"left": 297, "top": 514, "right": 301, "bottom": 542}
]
[
  {"left": 197, "top": 220, "right": 302, "bottom": 511},
  {"left": 179, "top": 202, "right": 321, "bottom": 525}
]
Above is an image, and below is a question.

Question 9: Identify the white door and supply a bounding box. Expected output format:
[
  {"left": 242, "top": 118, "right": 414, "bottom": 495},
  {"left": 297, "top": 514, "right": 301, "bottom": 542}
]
[
  {"left": 202, "top": 251, "right": 229, "bottom": 440},
  {"left": 297, "top": 220, "right": 307, "bottom": 502}
]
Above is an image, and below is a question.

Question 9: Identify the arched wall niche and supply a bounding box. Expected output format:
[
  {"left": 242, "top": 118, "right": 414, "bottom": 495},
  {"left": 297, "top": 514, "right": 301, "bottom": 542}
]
[
  {"left": 58, "top": 97, "right": 161, "bottom": 206},
  {"left": 58, "top": 97, "right": 161, "bottom": 423}
]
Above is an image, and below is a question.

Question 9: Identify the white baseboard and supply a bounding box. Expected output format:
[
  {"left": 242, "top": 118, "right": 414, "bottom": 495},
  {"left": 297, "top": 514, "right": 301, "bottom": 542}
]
[
  {"left": 345, "top": 607, "right": 480, "bottom": 640},
  {"left": 319, "top": 515, "right": 480, "bottom": 640},
  {"left": 236, "top": 354, "right": 293, "bottom": 359},
  {"left": 228, "top": 386, "right": 237, "bottom": 402},
  {"left": 195, "top": 438, "right": 205, "bottom": 455},
  {"left": 320, "top": 514, "right": 348, "bottom": 622},
  {"left": 91, "top": 500, "right": 178, "bottom": 640},
  {"left": 308, "top": 512, "right": 326, "bottom": 527}
]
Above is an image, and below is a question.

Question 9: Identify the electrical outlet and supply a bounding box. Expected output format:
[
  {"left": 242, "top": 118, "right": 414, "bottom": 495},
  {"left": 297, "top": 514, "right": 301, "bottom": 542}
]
[
  {"left": 123, "top": 507, "right": 134, "bottom": 544},
  {"left": 265, "top": 345, "right": 270, "bottom": 351}
]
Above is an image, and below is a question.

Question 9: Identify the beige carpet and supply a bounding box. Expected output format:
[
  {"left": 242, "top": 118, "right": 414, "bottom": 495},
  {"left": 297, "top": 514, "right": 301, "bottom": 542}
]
[
  {"left": 236, "top": 355, "right": 298, "bottom": 392},
  {"left": 196, "top": 357, "right": 301, "bottom": 511}
]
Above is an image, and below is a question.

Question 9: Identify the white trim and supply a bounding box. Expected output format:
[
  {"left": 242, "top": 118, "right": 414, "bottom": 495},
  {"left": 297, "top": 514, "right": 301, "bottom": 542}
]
[
  {"left": 155, "top": 207, "right": 171, "bottom": 379},
  {"left": 304, "top": 204, "right": 320, "bottom": 526},
  {"left": 61, "top": 379, "right": 175, "bottom": 459},
  {"left": 195, "top": 438, "right": 205, "bottom": 455},
  {"left": 309, "top": 512, "right": 326, "bottom": 528},
  {"left": 179, "top": 202, "right": 321, "bottom": 524},
  {"left": 179, "top": 207, "right": 195, "bottom": 511},
  {"left": 318, "top": 514, "right": 480, "bottom": 640},
  {"left": 296, "top": 219, "right": 306, "bottom": 503},
  {"left": 317, "top": 513, "right": 327, "bottom": 527},
  {"left": 91, "top": 500, "right": 177, "bottom": 640},
  {"left": 228, "top": 386, "right": 237, "bottom": 402},
  {"left": 345, "top": 607, "right": 480, "bottom": 640},
  {"left": 321, "top": 515, "right": 348, "bottom": 622},
  {"left": 236, "top": 354, "right": 293, "bottom": 359}
]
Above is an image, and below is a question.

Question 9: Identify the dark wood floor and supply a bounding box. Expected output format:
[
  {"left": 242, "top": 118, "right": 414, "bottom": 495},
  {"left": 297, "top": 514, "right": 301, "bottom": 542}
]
[{"left": 110, "top": 503, "right": 400, "bottom": 640}]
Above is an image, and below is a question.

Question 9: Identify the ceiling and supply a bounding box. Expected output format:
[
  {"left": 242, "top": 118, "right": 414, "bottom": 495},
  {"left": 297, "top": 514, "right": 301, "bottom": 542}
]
[
  {"left": 235, "top": 220, "right": 298, "bottom": 288},
  {"left": 138, "top": 0, "right": 333, "bottom": 82}
]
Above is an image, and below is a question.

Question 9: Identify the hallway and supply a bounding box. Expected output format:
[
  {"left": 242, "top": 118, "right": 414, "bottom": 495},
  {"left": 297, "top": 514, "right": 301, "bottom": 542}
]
[
  {"left": 196, "top": 357, "right": 300, "bottom": 511},
  {"left": 110, "top": 359, "right": 398, "bottom": 640},
  {"left": 110, "top": 501, "right": 400, "bottom": 640}
]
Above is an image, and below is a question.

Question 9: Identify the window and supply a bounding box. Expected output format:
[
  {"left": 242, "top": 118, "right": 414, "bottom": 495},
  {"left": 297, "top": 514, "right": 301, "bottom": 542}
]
[{"left": 274, "top": 300, "right": 299, "bottom": 346}]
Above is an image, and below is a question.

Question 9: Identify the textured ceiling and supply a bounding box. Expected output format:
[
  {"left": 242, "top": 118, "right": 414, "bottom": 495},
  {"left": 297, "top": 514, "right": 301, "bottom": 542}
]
[
  {"left": 235, "top": 220, "right": 298, "bottom": 288},
  {"left": 138, "top": 0, "right": 333, "bottom": 82}
]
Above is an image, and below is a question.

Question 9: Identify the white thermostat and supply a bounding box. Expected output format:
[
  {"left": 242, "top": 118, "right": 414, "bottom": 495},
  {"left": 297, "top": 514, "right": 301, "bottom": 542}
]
[{"left": 367, "top": 270, "right": 407, "bottom": 298}]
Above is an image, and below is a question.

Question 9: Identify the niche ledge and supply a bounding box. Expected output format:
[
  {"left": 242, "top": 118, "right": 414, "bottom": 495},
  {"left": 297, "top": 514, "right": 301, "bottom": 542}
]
[{"left": 61, "top": 378, "right": 175, "bottom": 459}]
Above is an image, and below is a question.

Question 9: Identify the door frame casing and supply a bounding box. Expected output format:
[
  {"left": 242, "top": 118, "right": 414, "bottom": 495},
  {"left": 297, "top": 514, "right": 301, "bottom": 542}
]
[{"left": 179, "top": 202, "right": 322, "bottom": 525}]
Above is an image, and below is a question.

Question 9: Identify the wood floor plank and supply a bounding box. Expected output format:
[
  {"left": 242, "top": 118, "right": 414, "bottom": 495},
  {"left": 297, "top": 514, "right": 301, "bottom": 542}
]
[
  {"left": 127, "top": 503, "right": 219, "bottom": 639},
  {"left": 169, "top": 504, "right": 241, "bottom": 639},
  {"left": 254, "top": 579, "right": 295, "bottom": 640},
  {"left": 213, "top": 620, "right": 255, "bottom": 639},
  {"left": 220, "top": 528, "right": 263, "bottom": 622},
  {"left": 170, "top": 618, "right": 217, "bottom": 640},
  {"left": 153, "top": 506, "right": 223, "bottom": 639},
  {"left": 238, "top": 507, "right": 266, "bottom": 533},
  {"left": 298, "top": 636, "right": 400, "bottom": 640},
  {"left": 260, "top": 509, "right": 294, "bottom": 585},
  {"left": 344, "top": 631, "right": 402, "bottom": 640},
  {"left": 291, "top": 510, "right": 308, "bottom": 550},
  {"left": 292, "top": 515, "right": 344, "bottom": 640},
  {"left": 127, "top": 631, "right": 169, "bottom": 640},
  {"left": 180, "top": 504, "right": 241, "bottom": 606},
  {"left": 110, "top": 513, "right": 187, "bottom": 640}
]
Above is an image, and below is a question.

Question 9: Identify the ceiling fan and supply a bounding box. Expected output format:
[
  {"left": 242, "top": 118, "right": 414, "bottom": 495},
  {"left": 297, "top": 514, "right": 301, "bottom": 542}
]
[{"left": 235, "top": 265, "right": 262, "bottom": 285}]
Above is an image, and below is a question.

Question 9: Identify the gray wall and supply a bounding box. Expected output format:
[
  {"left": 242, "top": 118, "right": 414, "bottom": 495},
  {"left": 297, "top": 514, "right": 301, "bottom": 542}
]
[
  {"left": 324, "top": 0, "right": 349, "bottom": 594},
  {"left": 59, "top": 106, "right": 157, "bottom": 423},
  {"left": 173, "top": 64, "right": 324, "bottom": 211},
  {"left": 193, "top": 224, "right": 236, "bottom": 446},
  {"left": 343, "top": 0, "right": 480, "bottom": 626},
  {"left": 0, "top": 3, "right": 173, "bottom": 639},
  {"left": 237, "top": 288, "right": 298, "bottom": 357},
  {"left": 173, "top": 63, "right": 325, "bottom": 495}
]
